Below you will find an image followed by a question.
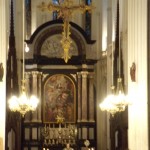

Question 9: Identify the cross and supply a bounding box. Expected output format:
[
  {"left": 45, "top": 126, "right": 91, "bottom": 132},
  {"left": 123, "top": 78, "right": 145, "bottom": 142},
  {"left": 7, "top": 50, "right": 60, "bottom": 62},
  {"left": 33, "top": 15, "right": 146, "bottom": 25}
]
[{"left": 38, "top": 0, "right": 95, "bottom": 63}]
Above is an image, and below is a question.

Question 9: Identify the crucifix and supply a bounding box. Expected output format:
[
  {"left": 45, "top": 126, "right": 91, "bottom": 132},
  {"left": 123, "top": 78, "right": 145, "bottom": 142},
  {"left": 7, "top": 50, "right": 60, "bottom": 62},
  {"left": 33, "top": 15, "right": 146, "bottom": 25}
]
[{"left": 38, "top": 0, "right": 95, "bottom": 63}]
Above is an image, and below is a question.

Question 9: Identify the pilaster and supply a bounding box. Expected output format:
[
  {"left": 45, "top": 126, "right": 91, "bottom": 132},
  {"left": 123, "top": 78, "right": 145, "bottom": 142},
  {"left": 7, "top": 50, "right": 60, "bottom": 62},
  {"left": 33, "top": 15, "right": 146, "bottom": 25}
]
[
  {"left": 24, "top": 72, "right": 31, "bottom": 122},
  {"left": 77, "top": 72, "right": 82, "bottom": 122},
  {"left": 0, "top": 0, "right": 6, "bottom": 149},
  {"left": 128, "top": 0, "right": 148, "bottom": 149},
  {"left": 31, "top": 71, "right": 39, "bottom": 122},
  {"left": 88, "top": 72, "right": 95, "bottom": 122},
  {"left": 81, "top": 71, "right": 88, "bottom": 122},
  {"left": 37, "top": 72, "right": 42, "bottom": 122}
]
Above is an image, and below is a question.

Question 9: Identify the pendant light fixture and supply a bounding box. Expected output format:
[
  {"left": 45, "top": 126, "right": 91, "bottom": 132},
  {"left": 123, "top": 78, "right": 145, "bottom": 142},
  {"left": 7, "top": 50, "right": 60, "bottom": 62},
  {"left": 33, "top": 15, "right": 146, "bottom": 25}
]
[
  {"left": 111, "top": 0, "right": 128, "bottom": 112},
  {"left": 99, "top": 42, "right": 119, "bottom": 116},
  {"left": 8, "top": 0, "right": 39, "bottom": 117},
  {"left": 100, "top": 0, "right": 129, "bottom": 116},
  {"left": 8, "top": 45, "right": 39, "bottom": 117},
  {"left": 99, "top": 0, "right": 118, "bottom": 116}
]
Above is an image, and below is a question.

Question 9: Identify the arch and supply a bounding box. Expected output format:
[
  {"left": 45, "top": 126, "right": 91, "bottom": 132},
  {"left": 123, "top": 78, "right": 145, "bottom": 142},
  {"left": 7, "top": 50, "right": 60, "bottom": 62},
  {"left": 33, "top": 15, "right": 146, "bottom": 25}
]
[{"left": 25, "top": 20, "right": 96, "bottom": 65}]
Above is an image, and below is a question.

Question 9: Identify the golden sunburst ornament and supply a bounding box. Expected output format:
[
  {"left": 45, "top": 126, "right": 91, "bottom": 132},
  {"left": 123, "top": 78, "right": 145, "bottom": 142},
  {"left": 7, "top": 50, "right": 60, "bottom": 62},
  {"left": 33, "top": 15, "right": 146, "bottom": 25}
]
[{"left": 56, "top": 114, "right": 65, "bottom": 124}]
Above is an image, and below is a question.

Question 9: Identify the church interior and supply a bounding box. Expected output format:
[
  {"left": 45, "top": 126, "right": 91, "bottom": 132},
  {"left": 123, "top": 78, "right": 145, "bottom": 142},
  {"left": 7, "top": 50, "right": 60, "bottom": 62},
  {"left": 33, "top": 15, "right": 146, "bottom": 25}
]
[{"left": 0, "top": 0, "right": 149, "bottom": 149}]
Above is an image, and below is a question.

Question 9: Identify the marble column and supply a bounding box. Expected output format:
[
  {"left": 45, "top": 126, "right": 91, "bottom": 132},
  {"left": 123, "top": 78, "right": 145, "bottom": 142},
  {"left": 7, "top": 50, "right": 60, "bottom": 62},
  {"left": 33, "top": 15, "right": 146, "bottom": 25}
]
[
  {"left": 88, "top": 72, "right": 95, "bottom": 122},
  {"left": 31, "top": 71, "right": 39, "bottom": 122},
  {"left": 24, "top": 72, "right": 31, "bottom": 122},
  {"left": 77, "top": 72, "right": 82, "bottom": 122},
  {"left": 37, "top": 72, "right": 42, "bottom": 122},
  {"left": 128, "top": 0, "right": 148, "bottom": 149},
  {"left": 81, "top": 71, "right": 88, "bottom": 122}
]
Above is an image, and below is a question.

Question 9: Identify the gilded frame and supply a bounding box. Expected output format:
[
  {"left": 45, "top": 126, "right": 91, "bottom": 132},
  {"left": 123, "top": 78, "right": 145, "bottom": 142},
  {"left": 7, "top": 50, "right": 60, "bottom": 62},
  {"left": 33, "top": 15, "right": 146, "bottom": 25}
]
[{"left": 43, "top": 74, "right": 76, "bottom": 123}]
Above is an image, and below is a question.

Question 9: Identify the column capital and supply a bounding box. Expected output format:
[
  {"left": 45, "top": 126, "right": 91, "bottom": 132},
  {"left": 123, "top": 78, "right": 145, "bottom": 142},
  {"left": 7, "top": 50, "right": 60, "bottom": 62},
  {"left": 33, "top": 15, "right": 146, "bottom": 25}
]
[
  {"left": 77, "top": 72, "right": 82, "bottom": 78},
  {"left": 32, "top": 71, "right": 39, "bottom": 77},
  {"left": 25, "top": 72, "right": 31, "bottom": 75},
  {"left": 88, "top": 72, "right": 95, "bottom": 78},
  {"left": 81, "top": 71, "right": 88, "bottom": 78},
  {"left": 25, "top": 72, "right": 31, "bottom": 78},
  {"left": 38, "top": 72, "right": 43, "bottom": 77}
]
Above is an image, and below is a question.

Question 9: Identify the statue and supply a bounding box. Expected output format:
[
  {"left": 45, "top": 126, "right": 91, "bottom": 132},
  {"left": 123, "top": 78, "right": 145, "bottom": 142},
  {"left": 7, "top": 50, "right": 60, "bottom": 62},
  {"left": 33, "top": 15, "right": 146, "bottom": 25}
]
[
  {"left": 63, "top": 143, "right": 74, "bottom": 150},
  {"left": 130, "top": 62, "right": 136, "bottom": 82},
  {"left": 0, "top": 63, "right": 4, "bottom": 81}
]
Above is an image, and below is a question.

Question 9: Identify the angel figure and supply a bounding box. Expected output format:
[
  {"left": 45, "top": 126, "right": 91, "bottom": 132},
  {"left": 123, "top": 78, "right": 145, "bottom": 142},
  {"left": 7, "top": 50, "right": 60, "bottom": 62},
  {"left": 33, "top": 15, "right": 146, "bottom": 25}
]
[{"left": 130, "top": 62, "right": 136, "bottom": 82}]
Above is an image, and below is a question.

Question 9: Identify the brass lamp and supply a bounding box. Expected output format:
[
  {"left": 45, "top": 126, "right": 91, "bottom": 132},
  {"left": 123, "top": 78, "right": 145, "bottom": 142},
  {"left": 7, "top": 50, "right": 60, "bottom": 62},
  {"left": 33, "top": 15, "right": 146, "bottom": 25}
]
[
  {"left": 8, "top": 79, "right": 39, "bottom": 117},
  {"left": 8, "top": 40, "right": 39, "bottom": 117},
  {"left": 8, "top": 0, "right": 39, "bottom": 117},
  {"left": 99, "top": 0, "right": 129, "bottom": 115},
  {"left": 113, "top": 78, "right": 127, "bottom": 112},
  {"left": 100, "top": 85, "right": 119, "bottom": 116}
]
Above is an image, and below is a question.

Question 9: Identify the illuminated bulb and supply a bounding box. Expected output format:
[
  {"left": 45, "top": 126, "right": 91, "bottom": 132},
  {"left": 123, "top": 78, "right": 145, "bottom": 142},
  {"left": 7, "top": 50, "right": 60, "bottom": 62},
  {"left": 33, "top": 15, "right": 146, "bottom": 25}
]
[
  {"left": 25, "top": 44, "right": 29, "bottom": 52},
  {"left": 99, "top": 94, "right": 119, "bottom": 116},
  {"left": 8, "top": 89, "right": 39, "bottom": 117},
  {"left": 113, "top": 78, "right": 128, "bottom": 112}
]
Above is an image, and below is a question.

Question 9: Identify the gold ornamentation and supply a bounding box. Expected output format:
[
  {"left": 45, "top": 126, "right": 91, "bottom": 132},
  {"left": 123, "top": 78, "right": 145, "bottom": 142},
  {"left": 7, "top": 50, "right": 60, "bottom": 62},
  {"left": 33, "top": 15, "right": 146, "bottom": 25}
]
[
  {"left": 8, "top": 79, "right": 39, "bottom": 117},
  {"left": 56, "top": 114, "right": 65, "bottom": 124},
  {"left": 8, "top": 43, "right": 39, "bottom": 117},
  {"left": 38, "top": 0, "right": 95, "bottom": 63}
]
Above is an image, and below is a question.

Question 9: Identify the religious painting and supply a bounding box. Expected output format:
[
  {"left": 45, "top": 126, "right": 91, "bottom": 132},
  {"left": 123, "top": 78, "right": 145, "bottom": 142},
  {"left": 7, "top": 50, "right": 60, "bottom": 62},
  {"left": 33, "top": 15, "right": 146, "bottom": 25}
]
[
  {"left": 43, "top": 74, "right": 76, "bottom": 123},
  {"left": 41, "top": 35, "right": 78, "bottom": 58}
]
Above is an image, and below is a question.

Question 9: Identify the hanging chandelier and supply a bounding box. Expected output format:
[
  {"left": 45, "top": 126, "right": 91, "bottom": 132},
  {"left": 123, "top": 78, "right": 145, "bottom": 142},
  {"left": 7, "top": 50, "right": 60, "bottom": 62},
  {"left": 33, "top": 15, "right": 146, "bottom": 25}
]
[
  {"left": 99, "top": 86, "right": 119, "bottom": 116},
  {"left": 113, "top": 77, "right": 127, "bottom": 112},
  {"left": 99, "top": 0, "right": 129, "bottom": 116},
  {"left": 8, "top": 1, "right": 39, "bottom": 117},
  {"left": 100, "top": 43, "right": 129, "bottom": 115},
  {"left": 99, "top": 51, "right": 128, "bottom": 116},
  {"left": 8, "top": 80, "right": 39, "bottom": 117},
  {"left": 8, "top": 44, "right": 39, "bottom": 117},
  {"left": 38, "top": 0, "right": 95, "bottom": 63}
]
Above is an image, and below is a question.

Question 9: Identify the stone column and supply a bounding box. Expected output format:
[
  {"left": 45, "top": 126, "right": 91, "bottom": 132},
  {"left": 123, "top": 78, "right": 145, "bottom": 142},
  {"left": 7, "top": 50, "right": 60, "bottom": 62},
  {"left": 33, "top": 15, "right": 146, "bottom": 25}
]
[
  {"left": 88, "top": 72, "right": 95, "bottom": 122},
  {"left": 81, "top": 71, "right": 88, "bottom": 122},
  {"left": 128, "top": 0, "right": 148, "bottom": 149},
  {"left": 77, "top": 72, "right": 82, "bottom": 122},
  {"left": 0, "top": 0, "right": 6, "bottom": 149},
  {"left": 37, "top": 72, "right": 42, "bottom": 122},
  {"left": 31, "top": 71, "right": 39, "bottom": 122},
  {"left": 0, "top": 137, "right": 3, "bottom": 150},
  {"left": 24, "top": 72, "right": 31, "bottom": 122}
]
